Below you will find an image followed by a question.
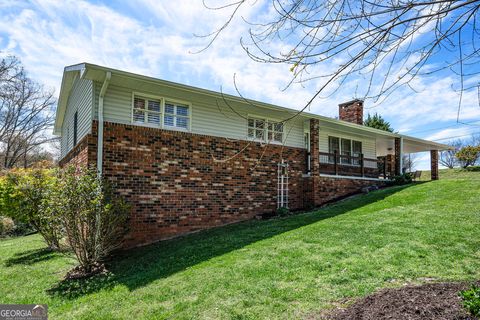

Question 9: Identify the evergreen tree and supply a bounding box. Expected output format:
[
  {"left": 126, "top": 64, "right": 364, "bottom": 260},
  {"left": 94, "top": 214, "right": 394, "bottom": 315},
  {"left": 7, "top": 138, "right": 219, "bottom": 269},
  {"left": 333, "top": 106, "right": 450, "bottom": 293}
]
[{"left": 364, "top": 113, "right": 394, "bottom": 132}]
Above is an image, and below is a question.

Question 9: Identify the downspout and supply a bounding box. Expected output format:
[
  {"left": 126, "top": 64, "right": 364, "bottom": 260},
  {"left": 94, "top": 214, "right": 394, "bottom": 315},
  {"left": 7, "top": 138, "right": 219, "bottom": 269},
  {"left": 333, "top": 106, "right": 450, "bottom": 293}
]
[{"left": 97, "top": 71, "right": 111, "bottom": 176}]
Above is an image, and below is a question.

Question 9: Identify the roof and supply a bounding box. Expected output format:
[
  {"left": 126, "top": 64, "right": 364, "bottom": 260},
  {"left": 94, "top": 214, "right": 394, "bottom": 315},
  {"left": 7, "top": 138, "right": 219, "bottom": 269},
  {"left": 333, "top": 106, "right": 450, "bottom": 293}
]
[{"left": 54, "top": 63, "right": 453, "bottom": 151}]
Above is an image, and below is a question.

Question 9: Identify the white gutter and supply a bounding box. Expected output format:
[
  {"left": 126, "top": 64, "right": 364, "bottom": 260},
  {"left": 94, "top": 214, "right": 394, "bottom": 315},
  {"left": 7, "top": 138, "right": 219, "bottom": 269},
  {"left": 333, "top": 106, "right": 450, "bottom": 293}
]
[{"left": 97, "top": 71, "right": 111, "bottom": 175}]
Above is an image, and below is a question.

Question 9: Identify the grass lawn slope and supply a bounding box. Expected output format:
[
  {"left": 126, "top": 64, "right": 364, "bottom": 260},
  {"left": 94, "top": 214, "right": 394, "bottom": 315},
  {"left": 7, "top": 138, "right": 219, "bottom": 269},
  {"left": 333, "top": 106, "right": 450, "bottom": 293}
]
[{"left": 1, "top": 169, "right": 479, "bottom": 319}]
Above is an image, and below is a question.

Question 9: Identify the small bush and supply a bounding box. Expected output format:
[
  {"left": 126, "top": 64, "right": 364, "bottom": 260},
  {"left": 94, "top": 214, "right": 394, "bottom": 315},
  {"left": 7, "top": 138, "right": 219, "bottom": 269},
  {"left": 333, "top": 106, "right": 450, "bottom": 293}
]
[
  {"left": 0, "top": 216, "right": 15, "bottom": 237},
  {"left": 460, "top": 284, "right": 480, "bottom": 317},
  {"left": 52, "top": 167, "right": 130, "bottom": 276},
  {"left": 389, "top": 173, "right": 413, "bottom": 185},
  {"left": 276, "top": 207, "right": 290, "bottom": 216}
]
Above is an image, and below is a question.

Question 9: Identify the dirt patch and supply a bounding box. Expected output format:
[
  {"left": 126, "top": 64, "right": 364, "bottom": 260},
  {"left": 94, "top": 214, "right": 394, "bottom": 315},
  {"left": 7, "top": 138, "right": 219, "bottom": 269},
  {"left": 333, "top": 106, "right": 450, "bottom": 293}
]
[
  {"left": 325, "top": 281, "right": 479, "bottom": 320},
  {"left": 64, "top": 262, "right": 108, "bottom": 280}
]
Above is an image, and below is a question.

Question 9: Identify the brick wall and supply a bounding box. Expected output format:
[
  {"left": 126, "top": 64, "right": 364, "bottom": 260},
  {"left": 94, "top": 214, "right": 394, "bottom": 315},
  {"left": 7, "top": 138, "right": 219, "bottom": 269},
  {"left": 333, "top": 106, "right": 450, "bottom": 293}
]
[
  {"left": 312, "top": 176, "right": 387, "bottom": 205},
  {"left": 99, "top": 121, "right": 307, "bottom": 247},
  {"left": 59, "top": 132, "right": 96, "bottom": 168},
  {"left": 58, "top": 120, "right": 388, "bottom": 248}
]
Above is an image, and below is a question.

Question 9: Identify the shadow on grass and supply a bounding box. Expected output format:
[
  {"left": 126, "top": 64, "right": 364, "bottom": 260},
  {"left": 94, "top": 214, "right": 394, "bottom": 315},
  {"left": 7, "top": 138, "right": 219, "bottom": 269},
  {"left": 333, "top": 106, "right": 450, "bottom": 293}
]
[
  {"left": 463, "top": 166, "right": 480, "bottom": 172},
  {"left": 48, "top": 184, "right": 415, "bottom": 299},
  {"left": 5, "top": 248, "right": 60, "bottom": 267}
]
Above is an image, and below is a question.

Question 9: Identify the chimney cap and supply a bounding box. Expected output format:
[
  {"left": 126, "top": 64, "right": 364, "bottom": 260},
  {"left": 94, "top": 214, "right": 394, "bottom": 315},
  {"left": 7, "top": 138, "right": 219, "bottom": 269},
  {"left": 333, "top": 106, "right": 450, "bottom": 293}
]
[{"left": 338, "top": 99, "right": 364, "bottom": 108}]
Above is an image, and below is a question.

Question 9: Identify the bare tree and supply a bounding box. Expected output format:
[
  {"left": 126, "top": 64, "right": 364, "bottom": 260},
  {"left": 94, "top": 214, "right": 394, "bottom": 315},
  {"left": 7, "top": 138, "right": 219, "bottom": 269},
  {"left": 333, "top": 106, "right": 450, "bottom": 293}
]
[
  {"left": 0, "top": 56, "right": 55, "bottom": 169},
  {"left": 440, "top": 139, "right": 463, "bottom": 168},
  {"left": 200, "top": 0, "right": 480, "bottom": 116},
  {"left": 402, "top": 153, "right": 418, "bottom": 172}
]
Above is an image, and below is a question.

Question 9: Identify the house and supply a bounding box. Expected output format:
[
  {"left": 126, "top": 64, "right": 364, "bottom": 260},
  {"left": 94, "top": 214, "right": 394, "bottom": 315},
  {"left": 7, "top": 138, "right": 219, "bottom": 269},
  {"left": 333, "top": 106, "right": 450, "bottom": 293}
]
[{"left": 54, "top": 63, "right": 450, "bottom": 248}]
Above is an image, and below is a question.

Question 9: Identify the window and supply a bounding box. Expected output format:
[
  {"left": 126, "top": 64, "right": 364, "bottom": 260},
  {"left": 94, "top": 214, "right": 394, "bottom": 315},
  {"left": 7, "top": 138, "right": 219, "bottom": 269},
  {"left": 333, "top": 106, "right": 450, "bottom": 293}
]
[
  {"left": 133, "top": 96, "right": 161, "bottom": 126},
  {"left": 73, "top": 111, "right": 78, "bottom": 146},
  {"left": 248, "top": 118, "right": 265, "bottom": 140},
  {"left": 268, "top": 121, "right": 284, "bottom": 143},
  {"left": 247, "top": 117, "right": 283, "bottom": 143},
  {"left": 352, "top": 140, "right": 362, "bottom": 165},
  {"left": 328, "top": 136, "right": 339, "bottom": 163},
  {"left": 164, "top": 102, "right": 190, "bottom": 130},
  {"left": 328, "top": 136, "right": 362, "bottom": 165},
  {"left": 341, "top": 139, "right": 352, "bottom": 164}
]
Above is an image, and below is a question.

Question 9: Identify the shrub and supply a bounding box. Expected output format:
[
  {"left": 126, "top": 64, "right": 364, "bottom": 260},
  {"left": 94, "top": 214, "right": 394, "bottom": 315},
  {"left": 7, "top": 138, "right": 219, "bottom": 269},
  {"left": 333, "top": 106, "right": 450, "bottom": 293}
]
[
  {"left": 0, "top": 174, "right": 17, "bottom": 218},
  {"left": 52, "top": 167, "right": 130, "bottom": 276},
  {"left": 0, "top": 216, "right": 15, "bottom": 237},
  {"left": 1, "top": 169, "right": 62, "bottom": 249},
  {"left": 389, "top": 173, "right": 413, "bottom": 185},
  {"left": 456, "top": 146, "right": 480, "bottom": 168},
  {"left": 460, "top": 284, "right": 480, "bottom": 317},
  {"left": 276, "top": 207, "right": 290, "bottom": 216}
]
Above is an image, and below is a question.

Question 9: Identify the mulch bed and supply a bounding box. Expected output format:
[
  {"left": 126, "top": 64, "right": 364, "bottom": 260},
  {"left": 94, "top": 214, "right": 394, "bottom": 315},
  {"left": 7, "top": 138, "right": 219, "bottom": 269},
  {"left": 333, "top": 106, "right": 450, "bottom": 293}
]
[{"left": 325, "top": 281, "right": 479, "bottom": 320}]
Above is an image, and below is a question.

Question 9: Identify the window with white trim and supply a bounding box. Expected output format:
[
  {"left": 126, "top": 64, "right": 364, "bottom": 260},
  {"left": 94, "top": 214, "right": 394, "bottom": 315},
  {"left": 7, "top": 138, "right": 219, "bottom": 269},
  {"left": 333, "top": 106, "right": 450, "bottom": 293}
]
[
  {"left": 328, "top": 136, "right": 362, "bottom": 165},
  {"left": 164, "top": 101, "right": 190, "bottom": 130},
  {"left": 133, "top": 96, "right": 161, "bottom": 126},
  {"left": 268, "top": 121, "right": 284, "bottom": 143},
  {"left": 247, "top": 117, "right": 283, "bottom": 143}
]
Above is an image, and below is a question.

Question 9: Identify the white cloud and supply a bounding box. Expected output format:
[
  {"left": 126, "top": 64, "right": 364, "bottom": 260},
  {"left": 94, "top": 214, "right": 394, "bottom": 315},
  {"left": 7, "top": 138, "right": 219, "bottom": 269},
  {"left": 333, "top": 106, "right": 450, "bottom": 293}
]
[
  {"left": 425, "top": 127, "right": 479, "bottom": 142},
  {"left": 0, "top": 0, "right": 478, "bottom": 141}
]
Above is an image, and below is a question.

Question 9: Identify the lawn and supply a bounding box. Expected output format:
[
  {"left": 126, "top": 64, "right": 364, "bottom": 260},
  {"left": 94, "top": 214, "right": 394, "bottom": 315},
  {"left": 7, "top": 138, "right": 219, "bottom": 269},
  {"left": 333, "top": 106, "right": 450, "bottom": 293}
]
[
  {"left": 419, "top": 165, "right": 480, "bottom": 181},
  {"left": 1, "top": 169, "right": 479, "bottom": 319}
]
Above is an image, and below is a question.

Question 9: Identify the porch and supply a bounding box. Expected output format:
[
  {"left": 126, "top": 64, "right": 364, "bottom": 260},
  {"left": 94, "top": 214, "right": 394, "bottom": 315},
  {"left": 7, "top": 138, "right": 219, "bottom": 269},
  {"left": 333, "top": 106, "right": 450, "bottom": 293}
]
[
  {"left": 306, "top": 119, "right": 452, "bottom": 181},
  {"left": 318, "top": 151, "right": 387, "bottom": 179}
]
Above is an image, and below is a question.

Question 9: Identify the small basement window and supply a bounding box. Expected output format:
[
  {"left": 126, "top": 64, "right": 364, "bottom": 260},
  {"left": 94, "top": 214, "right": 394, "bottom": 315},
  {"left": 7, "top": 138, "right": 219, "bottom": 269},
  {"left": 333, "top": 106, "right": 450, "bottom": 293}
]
[{"left": 132, "top": 96, "right": 161, "bottom": 126}]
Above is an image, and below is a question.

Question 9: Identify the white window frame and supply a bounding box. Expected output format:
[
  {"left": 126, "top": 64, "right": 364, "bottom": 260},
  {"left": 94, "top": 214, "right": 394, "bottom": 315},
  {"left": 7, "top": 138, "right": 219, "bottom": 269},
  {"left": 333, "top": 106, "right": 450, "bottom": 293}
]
[
  {"left": 131, "top": 92, "right": 192, "bottom": 132},
  {"left": 247, "top": 115, "right": 284, "bottom": 144},
  {"left": 163, "top": 99, "right": 192, "bottom": 131},
  {"left": 328, "top": 135, "right": 363, "bottom": 166}
]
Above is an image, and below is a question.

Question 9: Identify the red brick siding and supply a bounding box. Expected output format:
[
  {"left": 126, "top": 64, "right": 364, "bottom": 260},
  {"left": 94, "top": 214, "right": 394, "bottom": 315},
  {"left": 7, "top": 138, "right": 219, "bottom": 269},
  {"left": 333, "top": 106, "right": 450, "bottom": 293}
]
[
  {"left": 59, "top": 133, "right": 96, "bottom": 168},
  {"left": 58, "top": 120, "right": 388, "bottom": 248},
  {"left": 431, "top": 150, "right": 439, "bottom": 180},
  {"left": 100, "top": 121, "right": 306, "bottom": 247},
  {"left": 312, "top": 176, "right": 387, "bottom": 205},
  {"left": 394, "top": 137, "right": 401, "bottom": 175}
]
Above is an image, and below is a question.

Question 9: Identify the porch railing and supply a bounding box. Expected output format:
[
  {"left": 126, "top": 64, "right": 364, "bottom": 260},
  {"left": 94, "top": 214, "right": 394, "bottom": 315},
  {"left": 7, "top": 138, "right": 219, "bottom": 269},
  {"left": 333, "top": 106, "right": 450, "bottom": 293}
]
[{"left": 319, "top": 151, "right": 387, "bottom": 178}]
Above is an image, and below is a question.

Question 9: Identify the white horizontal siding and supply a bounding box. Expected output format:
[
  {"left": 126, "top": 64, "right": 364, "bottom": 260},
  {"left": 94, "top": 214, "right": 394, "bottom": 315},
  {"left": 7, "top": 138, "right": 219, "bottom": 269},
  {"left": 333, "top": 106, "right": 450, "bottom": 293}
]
[
  {"left": 60, "top": 77, "right": 93, "bottom": 158},
  {"left": 93, "top": 83, "right": 305, "bottom": 148},
  {"left": 319, "top": 127, "right": 377, "bottom": 167}
]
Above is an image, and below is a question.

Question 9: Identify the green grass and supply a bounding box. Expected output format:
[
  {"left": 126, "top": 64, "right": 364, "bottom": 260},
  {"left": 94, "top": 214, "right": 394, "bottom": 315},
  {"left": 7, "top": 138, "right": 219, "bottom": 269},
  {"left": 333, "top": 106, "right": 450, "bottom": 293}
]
[
  {"left": 1, "top": 169, "right": 479, "bottom": 319},
  {"left": 419, "top": 165, "right": 480, "bottom": 181}
]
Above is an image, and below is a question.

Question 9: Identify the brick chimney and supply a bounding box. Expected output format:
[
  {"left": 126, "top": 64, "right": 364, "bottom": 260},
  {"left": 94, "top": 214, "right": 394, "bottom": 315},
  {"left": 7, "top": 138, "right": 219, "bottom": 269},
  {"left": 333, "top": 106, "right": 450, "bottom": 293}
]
[{"left": 338, "top": 99, "right": 364, "bottom": 125}]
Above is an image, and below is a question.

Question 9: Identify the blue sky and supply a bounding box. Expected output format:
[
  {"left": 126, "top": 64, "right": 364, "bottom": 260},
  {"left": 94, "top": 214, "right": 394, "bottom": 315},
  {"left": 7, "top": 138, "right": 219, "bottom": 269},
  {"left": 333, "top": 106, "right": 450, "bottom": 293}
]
[{"left": 1, "top": 0, "right": 479, "bottom": 169}]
